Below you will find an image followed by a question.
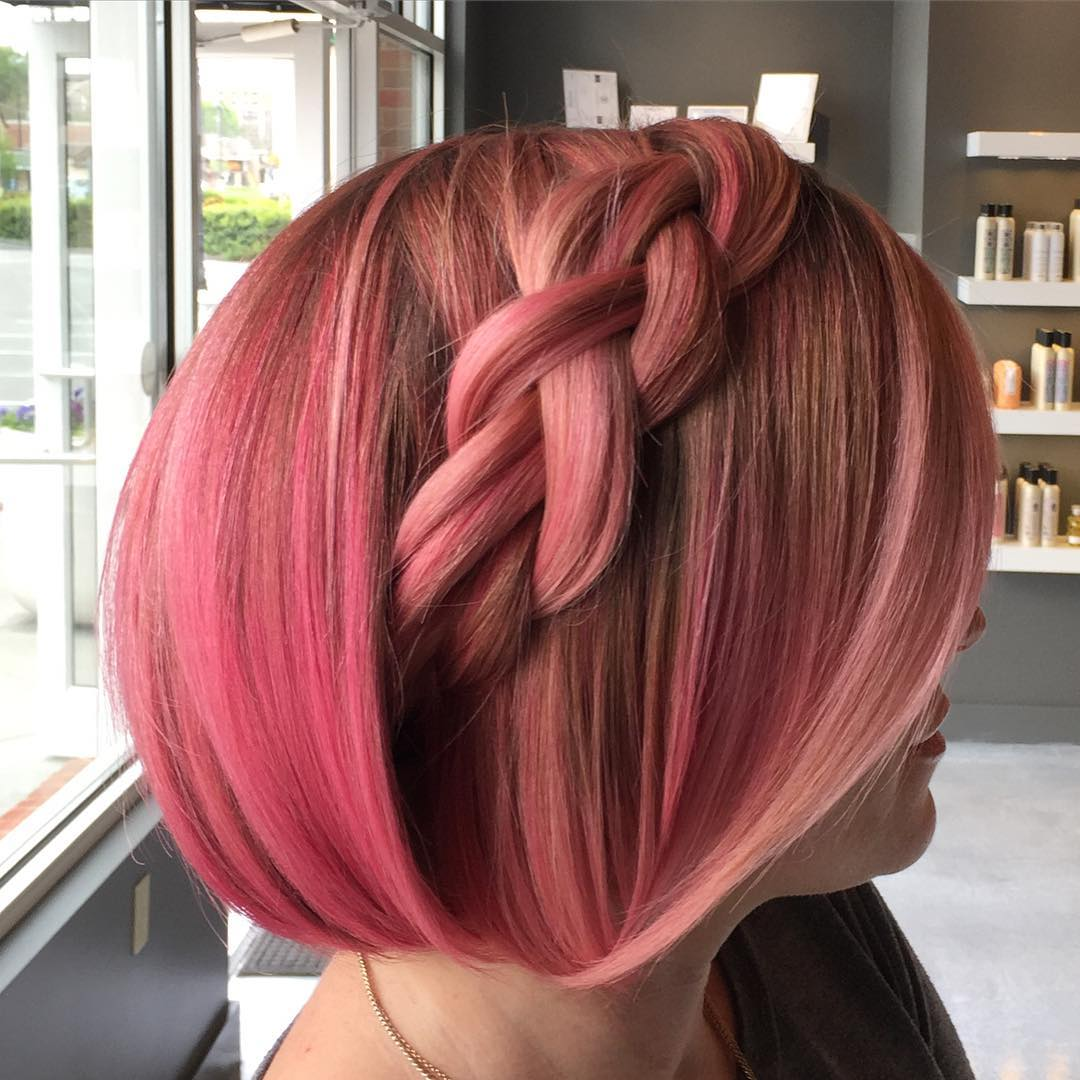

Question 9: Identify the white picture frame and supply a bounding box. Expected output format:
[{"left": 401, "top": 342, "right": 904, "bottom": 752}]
[
  {"left": 751, "top": 73, "right": 819, "bottom": 144},
  {"left": 562, "top": 69, "right": 620, "bottom": 129},
  {"left": 686, "top": 105, "right": 749, "bottom": 123},
  {"left": 628, "top": 104, "right": 679, "bottom": 129}
]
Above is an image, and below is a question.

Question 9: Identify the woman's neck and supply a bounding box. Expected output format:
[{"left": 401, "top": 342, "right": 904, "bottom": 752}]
[{"left": 280, "top": 889, "right": 765, "bottom": 1080}]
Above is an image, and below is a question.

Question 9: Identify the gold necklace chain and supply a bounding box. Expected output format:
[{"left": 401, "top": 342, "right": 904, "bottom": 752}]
[
  {"left": 357, "top": 952, "right": 758, "bottom": 1080},
  {"left": 703, "top": 995, "right": 759, "bottom": 1080}
]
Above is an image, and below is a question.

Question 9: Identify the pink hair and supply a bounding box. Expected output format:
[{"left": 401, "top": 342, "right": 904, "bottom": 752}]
[{"left": 98, "top": 119, "right": 997, "bottom": 988}]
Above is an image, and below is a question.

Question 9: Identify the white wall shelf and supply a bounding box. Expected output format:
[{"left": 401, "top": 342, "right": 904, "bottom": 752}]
[
  {"left": 967, "top": 130, "right": 1080, "bottom": 159},
  {"left": 993, "top": 405, "right": 1080, "bottom": 436},
  {"left": 990, "top": 537, "right": 1080, "bottom": 573},
  {"left": 957, "top": 276, "right": 1080, "bottom": 306}
]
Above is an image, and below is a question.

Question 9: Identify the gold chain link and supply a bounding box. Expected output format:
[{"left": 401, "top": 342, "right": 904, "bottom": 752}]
[{"left": 357, "top": 952, "right": 758, "bottom": 1080}]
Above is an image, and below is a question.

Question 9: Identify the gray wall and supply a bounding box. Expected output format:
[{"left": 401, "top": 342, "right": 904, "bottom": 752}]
[
  {"left": 887, "top": 0, "right": 929, "bottom": 242},
  {"left": 462, "top": 0, "right": 1080, "bottom": 742},
  {"left": 0, "top": 808, "right": 228, "bottom": 1080},
  {"left": 915, "top": 1, "right": 1080, "bottom": 741},
  {"left": 464, "top": 1, "right": 894, "bottom": 211}
]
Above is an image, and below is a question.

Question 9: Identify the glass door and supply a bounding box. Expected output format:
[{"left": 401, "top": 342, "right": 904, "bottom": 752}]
[{"left": 0, "top": 0, "right": 165, "bottom": 870}]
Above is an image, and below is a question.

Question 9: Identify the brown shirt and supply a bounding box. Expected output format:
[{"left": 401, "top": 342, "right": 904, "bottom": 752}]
[{"left": 253, "top": 880, "right": 975, "bottom": 1079}]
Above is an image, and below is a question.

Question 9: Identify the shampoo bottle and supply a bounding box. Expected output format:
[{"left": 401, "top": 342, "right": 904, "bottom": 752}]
[
  {"left": 1029, "top": 223, "right": 1050, "bottom": 281},
  {"left": 1048, "top": 222, "right": 1066, "bottom": 282},
  {"left": 974, "top": 204, "right": 997, "bottom": 280},
  {"left": 1023, "top": 222, "right": 1038, "bottom": 278},
  {"left": 1070, "top": 199, "right": 1080, "bottom": 280},
  {"left": 1018, "top": 468, "right": 1044, "bottom": 547},
  {"left": 1014, "top": 461, "right": 1033, "bottom": 536},
  {"left": 1053, "top": 330, "right": 1075, "bottom": 410},
  {"left": 1031, "top": 328, "right": 1056, "bottom": 408},
  {"left": 993, "top": 465, "right": 1008, "bottom": 540},
  {"left": 1040, "top": 466, "right": 1061, "bottom": 546},
  {"left": 994, "top": 203, "right": 1015, "bottom": 280}
]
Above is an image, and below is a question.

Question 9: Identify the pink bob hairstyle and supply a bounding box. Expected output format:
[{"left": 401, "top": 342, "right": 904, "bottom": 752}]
[{"left": 98, "top": 118, "right": 997, "bottom": 989}]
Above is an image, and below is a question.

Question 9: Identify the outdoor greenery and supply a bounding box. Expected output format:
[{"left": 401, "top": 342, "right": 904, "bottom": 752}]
[
  {"left": 0, "top": 127, "right": 18, "bottom": 191},
  {"left": 201, "top": 100, "right": 242, "bottom": 138},
  {"left": 0, "top": 189, "right": 288, "bottom": 259},
  {"left": 0, "top": 46, "right": 28, "bottom": 131},
  {"left": 0, "top": 194, "right": 93, "bottom": 247},
  {"left": 0, "top": 386, "right": 87, "bottom": 438},
  {"left": 202, "top": 189, "right": 291, "bottom": 261}
]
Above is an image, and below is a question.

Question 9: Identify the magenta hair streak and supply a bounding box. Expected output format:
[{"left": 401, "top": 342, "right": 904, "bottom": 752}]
[{"left": 98, "top": 120, "right": 997, "bottom": 988}]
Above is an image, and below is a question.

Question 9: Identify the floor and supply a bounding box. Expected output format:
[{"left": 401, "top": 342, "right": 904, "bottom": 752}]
[
  {"left": 875, "top": 742, "right": 1079, "bottom": 1080},
  {"left": 199, "top": 742, "right": 1080, "bottom": 1080}
]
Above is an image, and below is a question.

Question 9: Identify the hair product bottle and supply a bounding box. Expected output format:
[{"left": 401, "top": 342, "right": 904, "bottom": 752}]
[
  {"left": 1048, "top": 222, "right": 1066, "bottom": 282},
  {"left": 992, "top": 358, "right": 1022, "bottom": 408},
  {"left": 1031, "top": 328, "right": 1056, "bottom": 408},
  {"left": 1070, "top": 199, "right": 1080, "bottom": 281},
  {"left": 1014, "top": 460, "right": 1033, "bottom": 536},
  {"left": 1067, "top": 504, "right": 1080, "bottom": 546},
  {"left": 974, "top": 203, "right": 997, "bottom": 280},
  {"left": 1053, "top": 330, "right": 1075, "bottom": 410},
  {"left": 1028, "top": 222, "right": 1050, "bottom": 281},
  {"left": 1018, "top": 467, "right": 1044, "bottom": 547},
  {"left": 994, "top": 203, "right": 1015, "bottom": 280},
  {"left": 1040, "top": 466, "right": 1061, "bottom": 546},
  {"left": 993, "top": 465, "right": 1008, "bottom": 540},
  {"left": 1023, "top": 222, "right": 1037, "bottom": 279}
]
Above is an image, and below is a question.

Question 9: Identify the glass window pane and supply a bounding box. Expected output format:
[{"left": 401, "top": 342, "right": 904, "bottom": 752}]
[
  {"left": 0, "top": 0, "right": 103, "bottom": 847},
  {"left": 194, "top": 6, "right": 317, "bottom": 331},
  {"left": 377, "top": 33, "right": 431, "bottom": 164}
]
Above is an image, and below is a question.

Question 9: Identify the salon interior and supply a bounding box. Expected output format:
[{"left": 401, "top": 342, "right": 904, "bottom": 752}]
[{"left": 0, "top": 1, "right": 1076, "bottom": 1077}]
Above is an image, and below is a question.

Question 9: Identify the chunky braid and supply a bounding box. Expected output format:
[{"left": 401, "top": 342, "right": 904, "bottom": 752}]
[{"left": 390, "top": 120, "right": 803, "bottom": 697}]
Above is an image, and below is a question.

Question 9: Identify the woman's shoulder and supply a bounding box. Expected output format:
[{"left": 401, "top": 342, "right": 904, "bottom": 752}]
[
  {"left": 740, "top": 880, "right": 935, "bottom": 1014},
  {"left": 721, "top": 880, "right": 975, "bottom": 1079}
]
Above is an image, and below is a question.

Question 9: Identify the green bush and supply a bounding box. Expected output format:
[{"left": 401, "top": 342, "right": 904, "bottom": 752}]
[
  {"left": 0, "top": 195, "right": 30, "bottom": 242},
  {"left": 202, "top": 192, "right": 291, "bottom": 261},
  {"left": 68, "top": 195, "right": 92, "bottom": 247},
  {"left": 0, "top": 194, "right": 93, "bottom": 247},
  {"left": 0, "top": 189, "right": 290, "bottom": 259}
]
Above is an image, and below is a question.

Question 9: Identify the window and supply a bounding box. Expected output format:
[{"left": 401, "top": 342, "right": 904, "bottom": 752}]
[
  {"left": 0, "top": 2, "right": 104, "bottom": 856},
  {"left": 192, "top": 5, "right": 327, "bottom": 332},
  {"left": 0, "top": 0, "right": 447, "bottom": 920},
  {"left": 0, "top": 0, "right": 165, "bottom": 894},
  {"left": 377, "top": 31, "right": 431, "bottom": 162}
]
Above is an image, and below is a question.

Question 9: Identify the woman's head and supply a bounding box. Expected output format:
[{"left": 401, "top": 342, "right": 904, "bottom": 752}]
[{"left": 98, "top": 118, "right": 997, "bottom": 989}]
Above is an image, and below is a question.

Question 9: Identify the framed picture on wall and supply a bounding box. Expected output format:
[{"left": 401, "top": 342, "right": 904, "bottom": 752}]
[
  {"left": 629, "top": 104, "right": 679, "bottom": 129},
  {"left": 686, "top": 105, "right": 749, "bottom": 122},
  {"left": 563, "top": 69, "right": 620, "bottom": 128},
  {"left": 751, "top": 73, "right": 819, "bottom": 143}
]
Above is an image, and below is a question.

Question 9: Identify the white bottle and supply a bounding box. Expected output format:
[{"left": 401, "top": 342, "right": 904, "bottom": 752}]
[
  {"left": 1040, "top": 467, "right": 1060, "bottom": 546},
  {"left": 1014, "top": 461, "right": 1032, "bottom": 537},
  {"left": 1029, "top": 223, "right": 1050, "bottom": 281},
  {"left": 974, "top": 203, "right": 997, "bottom": 280},
  {"left": 1053, "top": 329, "right": 1075, "bottom": 410},
  {"left": 1031, "top": 328, "right": 1056, "bottom": 408},
  {"left": 994, "top": 203, "right": 1015, "bottom": 280},
  {"left": 1022, "top": 222, "right": 1038, "bottom": 278},
  {"left": 993, "top": 465, "right": 1008, "bottom": 540},
  {"left": 1018, "top": 471, "right": 1044, "bottom": 547},
  {"left": 1070, "top": 199, "right": 1080, "bottom": 280},
  {"left": 1047, "top": 222, "right": 1065, "bottom": 282}
]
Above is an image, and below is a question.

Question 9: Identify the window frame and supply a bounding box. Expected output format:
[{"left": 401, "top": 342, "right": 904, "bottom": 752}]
[{"left": 0, "top": 0, "right": 168, "bottom": 919}]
